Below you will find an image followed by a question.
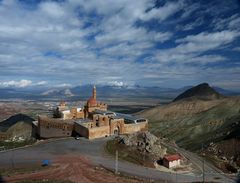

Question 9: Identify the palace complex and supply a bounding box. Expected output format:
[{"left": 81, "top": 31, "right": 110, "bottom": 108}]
[{"left": 37, "top": 86, "right": 148, "bottom": 139}]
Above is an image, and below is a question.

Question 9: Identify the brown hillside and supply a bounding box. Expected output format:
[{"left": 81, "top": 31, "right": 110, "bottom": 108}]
[
  {"left": 138, "top": 98, "right": 225, "bottom": 122},
  {"left": 7, "top": 121, "right": 33, "bottom": 140}
]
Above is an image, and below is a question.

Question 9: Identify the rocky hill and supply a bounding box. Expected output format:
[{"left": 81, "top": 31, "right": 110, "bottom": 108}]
[
  {"left": 138, "top": 84, "right": 240, "bottom": 172},
  {"left": 173, "top": 83, "right": 224, "bottom": 102},
  {"left": 0, "top": 114, "right": 34, "bottom": 141},
  {"left": 138, "top": 83, "right": 240, "bottom": 151}
]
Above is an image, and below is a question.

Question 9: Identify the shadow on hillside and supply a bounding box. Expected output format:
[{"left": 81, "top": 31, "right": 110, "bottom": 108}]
[{"left": 0, "top": 113, "right": 34, "bottom": 132}]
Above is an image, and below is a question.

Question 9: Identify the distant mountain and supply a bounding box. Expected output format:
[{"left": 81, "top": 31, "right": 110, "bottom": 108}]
[
  {"left": 213, "top": 86, "right": 239, "bottom": 96},
  {"left": 0, "top": 83, "right": 238, "bottom": 100},
  {"left": 173, "top": 83, "right": 224, "bottom": 102},
  {"left": 42, "top": 88, "right": 74, "bottom": 97}
]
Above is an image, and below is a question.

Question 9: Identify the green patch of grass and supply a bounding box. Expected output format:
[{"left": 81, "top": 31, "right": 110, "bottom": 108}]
[{"left": 0, "top": 138, "right": 36, "bottom": 150}]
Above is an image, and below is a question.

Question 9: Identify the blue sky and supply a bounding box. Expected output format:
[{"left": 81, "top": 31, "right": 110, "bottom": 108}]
[{"left": 0, "top": 0, "right": 240, "bottom": 90}]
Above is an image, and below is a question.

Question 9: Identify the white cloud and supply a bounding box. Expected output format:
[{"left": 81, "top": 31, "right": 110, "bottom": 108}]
[
  {"left": 55, "top": 83, "right": 72, "bottom": 88},
  {"left": 107, "top": 81, "right": 127, "bottom": 87},
  {"left": 0, "top": 79, "right": 32, "bottom": 88},
  {"left": 39, "top": 1, "right": 65, "bottom": 18},
  {"left": 36, "top": 81, "right": 48, "bottom": 86},
  {"left": 154, "top": 30, "right": 240, "bottom": 64},
  {"left": 0, "top": 80, "right": 49, "bottom": 88},
  {"left": 0, "top": 0, "right": 239, "bottom": 89},
  {"left": 142, "top": 1, "right": 182, "bottom": 21},
  {"left": 179, "top": 17, "right": 204, "bottom": 31},
  {"left": 176, "top": 31, "right": 239, "bottom": 46},
  {"left": 213, "top": 14, "right": 240, "bottom": 31}
]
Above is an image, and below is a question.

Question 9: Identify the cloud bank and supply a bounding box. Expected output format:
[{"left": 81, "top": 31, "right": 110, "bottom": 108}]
[{"left": 0, "top": 0, "right": 239, "bottom": 90}]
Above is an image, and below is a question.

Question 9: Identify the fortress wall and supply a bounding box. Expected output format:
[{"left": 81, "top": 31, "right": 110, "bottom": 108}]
[
  {"left": 74, "top": 123, "right": 89, "bottom": 138},
  {"left": 39, "top": 126, "right": 72, "bottom": 138},
  {"left": 88, "top": 126, "right": 109, "bottom": 139},
  {"left": 110, "top": 119, "right": 125, "bottom": 134},
  {"left": 38, "top": 116, "right": 73, "bottom": 138},
  {"left": 63, "top": 112, "right": 72, "bottom": 120},
  {"left": 76, "top": 111, "right": 84, "bottom": 119},
  {"left": 123, "top": 122, "right": 148, "bottom": 134},
  {"left": 98, "top": 116, "right": 110, "bottom": 126}
]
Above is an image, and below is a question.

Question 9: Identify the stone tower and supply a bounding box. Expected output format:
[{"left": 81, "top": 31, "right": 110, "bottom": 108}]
[{"left": 93, "top": 85, "right": 96, "bottom": 99}]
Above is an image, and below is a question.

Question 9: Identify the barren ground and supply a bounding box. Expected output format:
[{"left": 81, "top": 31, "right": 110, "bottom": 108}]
[{"left": 3, "top": 155, "right": 160, "bottom": 183}]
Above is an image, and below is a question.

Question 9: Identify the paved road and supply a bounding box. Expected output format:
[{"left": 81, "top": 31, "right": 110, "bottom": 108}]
[
  {"left": 0, "top": 138, "right": 237, "bottom": 183},
  {"left": 167, "top": 144, "right": 237, "bottom": 182}
]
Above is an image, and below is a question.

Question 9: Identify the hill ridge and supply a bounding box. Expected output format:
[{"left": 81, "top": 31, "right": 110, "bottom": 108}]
[{"left": 173, "top": 83, "right": 224, "bottom": 102}]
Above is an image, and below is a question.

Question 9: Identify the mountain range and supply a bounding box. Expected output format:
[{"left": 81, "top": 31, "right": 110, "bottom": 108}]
[{"left": 0, "top": 84, "right": 238, "bottom": 101}]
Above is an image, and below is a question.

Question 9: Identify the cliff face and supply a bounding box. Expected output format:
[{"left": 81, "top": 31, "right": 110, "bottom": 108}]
[{"left": 173, "top": 83, "right": 224, "bottom": 102}]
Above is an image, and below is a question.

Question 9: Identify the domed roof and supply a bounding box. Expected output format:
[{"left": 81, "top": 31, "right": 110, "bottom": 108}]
[{"left": 87, "top": 97, "right": 97, "bottom": 106}]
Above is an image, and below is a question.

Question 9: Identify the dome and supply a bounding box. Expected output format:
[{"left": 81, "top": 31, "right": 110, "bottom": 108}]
[{"left": 87, "top": 97, "right": 97, "bottom": 106}]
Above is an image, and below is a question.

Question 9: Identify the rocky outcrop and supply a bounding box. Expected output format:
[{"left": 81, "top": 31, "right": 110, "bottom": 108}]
[
  {"left": 118, "top": 132, "right": 166, "bottom": 159},
  {"left": 206, "top": 139, "right": 240, "bottom": 173}
]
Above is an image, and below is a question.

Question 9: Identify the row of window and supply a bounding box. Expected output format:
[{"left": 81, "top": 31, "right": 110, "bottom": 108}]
[{"left": 41, "top": 122, "right": 72, "bottom": 130}]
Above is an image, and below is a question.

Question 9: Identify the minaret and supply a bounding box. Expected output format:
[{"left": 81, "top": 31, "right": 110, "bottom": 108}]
[{"left": 93, "top": 85, "right": 96, "bottom": 99}]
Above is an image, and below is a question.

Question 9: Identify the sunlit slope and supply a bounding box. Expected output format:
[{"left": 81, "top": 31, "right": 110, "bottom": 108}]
[{"left": 139, "top": 97, "right": 240, "bottom": 151}]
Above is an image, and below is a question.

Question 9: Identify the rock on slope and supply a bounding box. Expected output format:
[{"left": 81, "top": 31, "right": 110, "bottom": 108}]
[
  {"left": 173, "top": 83, "right": 224, "bottom": 102},
  {"left": 118, "top": 132, "right": 167, "bottom": 159}
]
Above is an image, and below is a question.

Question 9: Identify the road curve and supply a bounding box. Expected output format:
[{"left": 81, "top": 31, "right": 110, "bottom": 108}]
[{"left": 0, "top": 137, "right": 237, "bottom": 183}]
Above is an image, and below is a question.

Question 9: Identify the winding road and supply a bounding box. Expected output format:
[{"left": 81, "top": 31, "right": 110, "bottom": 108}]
[{"left": 0, "top": 137, "right": 237, "bottom": 183}]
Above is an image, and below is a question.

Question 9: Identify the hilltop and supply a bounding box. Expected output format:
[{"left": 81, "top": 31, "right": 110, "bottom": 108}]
[
  {"left": 138, "top": 84, "right": 240, "bottom": 172},
  {"left": 139, "top": 84, "right": 239, "bottom": 150},
  {"left": 173, "top": 83, "right": 224, "bottom": 102}
]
